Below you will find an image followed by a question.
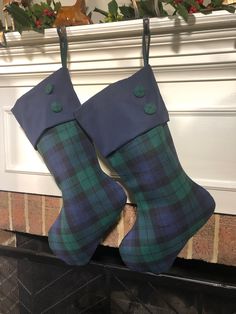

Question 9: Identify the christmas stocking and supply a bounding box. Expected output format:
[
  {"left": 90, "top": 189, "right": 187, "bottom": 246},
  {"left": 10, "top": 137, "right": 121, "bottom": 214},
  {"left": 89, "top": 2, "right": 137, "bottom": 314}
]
[
  {"left": 11, "top": 67, "right": 126, "bottom": 265},
  {"left": 75, "top": 24, "right": 215, "bottom": 273}
]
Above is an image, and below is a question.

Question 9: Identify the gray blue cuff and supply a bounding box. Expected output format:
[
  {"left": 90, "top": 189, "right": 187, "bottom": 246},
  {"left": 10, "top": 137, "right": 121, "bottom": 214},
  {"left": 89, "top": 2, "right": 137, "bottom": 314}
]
[
  {"left": 11, "top": 67, "right": 81, "bottom": 149},
  {"left": 75, "top": 64, "right": 169, "bottom": 157}
]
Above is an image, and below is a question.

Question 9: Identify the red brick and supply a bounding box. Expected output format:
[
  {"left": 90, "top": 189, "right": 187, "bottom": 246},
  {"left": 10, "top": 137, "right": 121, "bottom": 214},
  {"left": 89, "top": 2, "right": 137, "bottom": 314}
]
[
  {"left": 45, "top": 196, "right": 61, "bottom": 211},
  {"left": 192, "top": 215, "right": 215, "bottom": 262},
  {"left": 0, "top": 191, "right": 10, "bottom": 229},
  {"left": 123, "top": 204, "right": 136, "bottom": 238},
  {"left": 10, "top": 192, "right": 26, "bottom": 232},
  {"left": 102, "top": 222, "right": 120, "bottom": 247},
  {"left": 178, "top": 243, "right": 188, "bottom": 259},
  {"left": 218, "top": 214, "right": 236, "bottom": 266},
  {"left": 28, "top": 194, "right": 42, "bottom": 235},
  {"left": 103, "top": 204, "right": 136, "bottom": 247},
  {"left": 45, "top": 196, "right": 61, "bottom": 234},
  {"left": 0, "top": 230, "right": 15, "bottom": 246}
]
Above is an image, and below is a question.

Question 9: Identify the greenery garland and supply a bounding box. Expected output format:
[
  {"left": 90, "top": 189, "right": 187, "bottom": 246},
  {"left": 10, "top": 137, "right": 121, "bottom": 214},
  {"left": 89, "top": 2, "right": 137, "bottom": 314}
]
[
  {"left": 3, "top": 0, "right": 236, "bottom": 34},
  {"left": 5, "top": 0, "right": 61, "bottom": 33},
  {"left": 95, "top": 0, "right": 235, "bottom": 23}
]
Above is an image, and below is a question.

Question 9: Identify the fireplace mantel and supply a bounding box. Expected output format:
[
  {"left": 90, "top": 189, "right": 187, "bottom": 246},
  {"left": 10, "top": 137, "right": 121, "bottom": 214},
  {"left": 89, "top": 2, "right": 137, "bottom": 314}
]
[
  {"left": 3, "top": 10, "right": 236, "bottom": 45},
  {"left": 0, "top": 11, "right": 236, "bottom": 215}
]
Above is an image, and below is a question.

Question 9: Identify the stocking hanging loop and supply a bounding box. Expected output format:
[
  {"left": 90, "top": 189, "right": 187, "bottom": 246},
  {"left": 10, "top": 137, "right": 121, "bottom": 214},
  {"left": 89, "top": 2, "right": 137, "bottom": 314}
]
[
  {"left": 142, "top": 17, "right": 151, "bottom": 66},
  {"left": 57, "top": 26, "right": 68, "bottom": 68}
]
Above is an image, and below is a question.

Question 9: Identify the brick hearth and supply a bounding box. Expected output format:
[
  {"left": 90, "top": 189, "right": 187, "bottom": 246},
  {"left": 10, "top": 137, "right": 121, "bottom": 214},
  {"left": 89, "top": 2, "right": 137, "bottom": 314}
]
[{"left": 0, "top": 190, "right": 235, "bottom": 267}]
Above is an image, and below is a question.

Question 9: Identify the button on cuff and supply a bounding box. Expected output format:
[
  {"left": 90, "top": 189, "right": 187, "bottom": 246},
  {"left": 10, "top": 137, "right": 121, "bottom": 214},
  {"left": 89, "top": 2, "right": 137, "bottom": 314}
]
[
  {"left": 45, "top": 83, "right": 54, "bottom": 95},
  {"left": 144, "top": 103, "right": 157, "bottom": 115},
  {"left": 51, "top": 101, "right": 63, "bottom": 113},
  {"left": 133, "top": 85, "right": 145, "bottom": 98}
]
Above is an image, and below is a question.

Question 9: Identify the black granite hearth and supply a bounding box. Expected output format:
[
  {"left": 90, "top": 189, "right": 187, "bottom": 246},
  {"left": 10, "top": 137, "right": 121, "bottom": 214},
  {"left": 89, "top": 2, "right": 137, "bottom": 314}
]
[{"left": 0, "top": 232, "right": 235, "bottom": 314}]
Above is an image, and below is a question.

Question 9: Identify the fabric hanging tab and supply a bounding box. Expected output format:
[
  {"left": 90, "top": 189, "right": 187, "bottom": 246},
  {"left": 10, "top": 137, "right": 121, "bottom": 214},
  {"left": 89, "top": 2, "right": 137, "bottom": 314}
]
[
  {"left": 57, "top": 26, "right": 68, "bottom": 68},
  {"left": 142, "top": 17, "right": 151, "bottom": 66}
]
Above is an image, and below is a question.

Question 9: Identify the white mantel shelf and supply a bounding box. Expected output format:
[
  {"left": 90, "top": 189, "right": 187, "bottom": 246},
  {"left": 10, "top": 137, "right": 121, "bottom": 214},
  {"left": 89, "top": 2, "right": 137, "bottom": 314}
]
[
  {"left": 3, "top": 10, "right": 236, "bottom": 46},
  {"left": 0, "top": 11, "right": 236, "bottom": 215}
]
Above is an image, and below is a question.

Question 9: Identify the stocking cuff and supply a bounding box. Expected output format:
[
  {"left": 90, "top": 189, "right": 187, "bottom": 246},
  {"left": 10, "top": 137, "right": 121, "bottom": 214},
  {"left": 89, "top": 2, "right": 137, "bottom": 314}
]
[
  {"left": 11, "top": 67, "right": 81, "bottom": 149},
  {"left": 75, "top": 65, "right": 169, "bottom": 157}
]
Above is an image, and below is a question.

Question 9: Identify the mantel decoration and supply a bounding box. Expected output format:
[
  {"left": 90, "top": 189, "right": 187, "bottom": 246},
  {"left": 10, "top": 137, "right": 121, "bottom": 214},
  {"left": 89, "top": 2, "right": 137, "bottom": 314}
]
[
  {"left": 1, "top": 0, "right": 235, "bottom": 35},
  {"left": 2, "top": 0, "right": 92, "bottom": 33}
]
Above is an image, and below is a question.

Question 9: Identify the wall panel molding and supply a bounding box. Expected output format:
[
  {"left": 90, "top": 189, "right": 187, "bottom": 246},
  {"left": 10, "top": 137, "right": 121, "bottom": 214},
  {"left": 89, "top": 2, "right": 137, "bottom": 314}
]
[{"left": 3, "top": 107, "right": 49, "bottom": 175}]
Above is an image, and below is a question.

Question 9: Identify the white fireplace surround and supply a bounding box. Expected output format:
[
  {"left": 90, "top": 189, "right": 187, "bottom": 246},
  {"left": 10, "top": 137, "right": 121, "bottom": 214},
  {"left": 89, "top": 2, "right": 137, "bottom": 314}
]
[{"left": 0, "top": 11, "right": 236, "bottom": 215}]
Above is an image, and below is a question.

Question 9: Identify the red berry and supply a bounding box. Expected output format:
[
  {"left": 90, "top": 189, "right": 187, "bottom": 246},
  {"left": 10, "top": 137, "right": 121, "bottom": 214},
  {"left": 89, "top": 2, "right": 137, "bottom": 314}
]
[
  {"left": 197, "top": 0, "right": 204, "bottom": 4},
  {"left": 43, "top": 8, "right": 55, "bottom": 16},
  {"left": 188, "top": 6, "right": 198, "bottom": 13},
  {"left": 35, "top": 19, "right": 42, "bottom": 28}
]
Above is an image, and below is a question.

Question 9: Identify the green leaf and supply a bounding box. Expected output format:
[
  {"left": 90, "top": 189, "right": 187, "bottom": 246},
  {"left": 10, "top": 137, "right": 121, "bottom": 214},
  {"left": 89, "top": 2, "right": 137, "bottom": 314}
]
[
  {"left": 138, "top": 0, "right": 156, "bottom": 17},
  {"left": 164, "top": 0, "right": 175, "bottom": 4},
  {"left": 199, "top": 8, "right": 213, "bottom": 14},
  {"left": 108, "top": 0, "right": 118, "bottom": 16},
  {"left": 176, "top": 3, "right": 189, "bottom": 21},
  {"left": 94, "top": 7, "right": 109, "bottom": 17},
  {"left": 222, "top": 4, "right": 235, "bottom": 13},
  {"left": 6, "top": 3, "right": 32, "bottom": 30},
  {"left": 54, "top": 2, "right": 61, "bottom": 12},
  {"left": 211, "top": 0, "right": 223, "bottom": 7},
  {"left": 119, "top": 5, "right": 135, "bottom": 19}
]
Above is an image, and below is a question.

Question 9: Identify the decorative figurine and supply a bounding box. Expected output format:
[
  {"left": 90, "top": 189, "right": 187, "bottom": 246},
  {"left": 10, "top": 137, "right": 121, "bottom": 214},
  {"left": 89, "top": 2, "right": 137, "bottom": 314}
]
[{"left": 53, "top": 0, "right": 91, "bottom": 27}]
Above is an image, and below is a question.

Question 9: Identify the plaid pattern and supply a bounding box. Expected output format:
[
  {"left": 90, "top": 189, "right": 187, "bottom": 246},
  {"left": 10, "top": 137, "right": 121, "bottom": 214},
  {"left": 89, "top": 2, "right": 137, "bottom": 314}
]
[
  {"left": 107, "top": 123, "right": 215, "bottom": 274},
  {"left": 37, "top": 120, "right": 126, "bottom": 265}
]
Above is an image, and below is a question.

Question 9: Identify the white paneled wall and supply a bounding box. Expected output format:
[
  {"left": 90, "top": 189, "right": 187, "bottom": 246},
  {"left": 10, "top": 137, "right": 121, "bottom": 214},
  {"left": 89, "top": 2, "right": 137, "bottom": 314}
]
[{"left": 0, "top": 12, "right": 236, "bottom": 214}]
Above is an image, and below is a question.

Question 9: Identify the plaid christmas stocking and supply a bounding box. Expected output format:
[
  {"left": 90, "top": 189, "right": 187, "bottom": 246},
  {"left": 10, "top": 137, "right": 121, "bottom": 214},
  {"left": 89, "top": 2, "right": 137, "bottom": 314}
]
[
  {"left": 75, "top": 62, "right": 215, "bottom": 274},
  {"left": 11, "top": 66, "right": 126, "bottom": 265}
]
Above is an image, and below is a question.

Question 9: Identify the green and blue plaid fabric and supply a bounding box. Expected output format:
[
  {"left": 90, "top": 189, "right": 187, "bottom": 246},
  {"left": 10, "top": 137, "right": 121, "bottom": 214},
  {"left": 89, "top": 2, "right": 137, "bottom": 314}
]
[
  {"left": 37, "top": 120, "right": 126, "bottom": 265},
  {"left": 107, "top": 123, "right": 215, "bottom": 274}
]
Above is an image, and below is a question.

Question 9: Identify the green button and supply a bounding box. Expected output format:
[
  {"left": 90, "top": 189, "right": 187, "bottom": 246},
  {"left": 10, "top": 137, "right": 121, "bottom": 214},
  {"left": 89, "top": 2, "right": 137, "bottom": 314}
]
[
  {"left": 51, "top": 101, "right": 63, "bottom": 113},
  {"left": 144, "top": 103, "right": 157, "bottom": 115},
  {"left": 45, "top": 83, "right": 54, "bottom": 95},
  {"left": 134, "top": 85, "right": 145, "bottom": 98}
]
